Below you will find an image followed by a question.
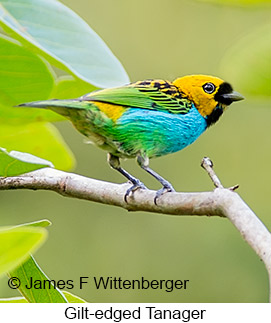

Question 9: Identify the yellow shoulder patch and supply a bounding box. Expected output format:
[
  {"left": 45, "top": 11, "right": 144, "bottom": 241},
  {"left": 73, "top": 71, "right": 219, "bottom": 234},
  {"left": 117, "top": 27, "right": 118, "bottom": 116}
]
[{"left": 94, "top": 102, "right": 126, "bottom": 122}]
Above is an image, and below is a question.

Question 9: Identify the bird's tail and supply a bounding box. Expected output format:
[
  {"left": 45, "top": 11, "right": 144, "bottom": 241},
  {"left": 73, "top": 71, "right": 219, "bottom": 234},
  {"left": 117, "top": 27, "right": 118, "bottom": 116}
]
[{"left": 17, "top": 99, "right": 90, "bottom": 117}]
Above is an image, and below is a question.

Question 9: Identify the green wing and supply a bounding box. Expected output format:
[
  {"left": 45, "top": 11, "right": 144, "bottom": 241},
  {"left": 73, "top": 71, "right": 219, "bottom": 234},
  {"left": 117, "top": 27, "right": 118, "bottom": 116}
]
[{"left": 82, "top": 80, "right": 192, "bottom": 114}]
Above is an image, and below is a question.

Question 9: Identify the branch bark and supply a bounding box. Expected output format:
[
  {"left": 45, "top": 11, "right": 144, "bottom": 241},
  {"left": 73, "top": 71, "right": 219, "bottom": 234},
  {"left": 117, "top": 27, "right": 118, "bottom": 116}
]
[{"left": 1, "top": 159, "right": 271, "bottom": 301}]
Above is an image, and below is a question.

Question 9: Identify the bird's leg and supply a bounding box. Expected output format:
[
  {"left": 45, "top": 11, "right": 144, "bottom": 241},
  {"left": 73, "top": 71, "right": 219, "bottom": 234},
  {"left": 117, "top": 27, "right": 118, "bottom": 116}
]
[
  {"left": 137, "top": 155, "right": 175, "bottom": 205},
  {"left": 107, "top": 153, "right": 147, "bottom": 202}
]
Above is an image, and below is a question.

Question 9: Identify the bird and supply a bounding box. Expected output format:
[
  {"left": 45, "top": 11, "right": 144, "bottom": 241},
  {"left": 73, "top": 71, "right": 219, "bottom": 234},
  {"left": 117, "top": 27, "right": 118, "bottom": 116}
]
[{"left": 18, "top": 75, "right": 244, "bottom": 204}]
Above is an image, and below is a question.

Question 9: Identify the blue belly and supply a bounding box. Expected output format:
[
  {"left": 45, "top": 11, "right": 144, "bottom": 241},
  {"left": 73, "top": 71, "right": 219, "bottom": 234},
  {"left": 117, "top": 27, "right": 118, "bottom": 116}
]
[{"left": 115, "top": 105, "right": 207, "bottom": 158}]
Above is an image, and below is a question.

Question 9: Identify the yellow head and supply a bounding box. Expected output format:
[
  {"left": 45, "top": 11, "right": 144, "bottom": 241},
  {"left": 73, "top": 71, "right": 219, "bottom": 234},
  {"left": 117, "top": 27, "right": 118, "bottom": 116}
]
[{"left": 173, "top": 75, "right": 244, "bottom": 123}]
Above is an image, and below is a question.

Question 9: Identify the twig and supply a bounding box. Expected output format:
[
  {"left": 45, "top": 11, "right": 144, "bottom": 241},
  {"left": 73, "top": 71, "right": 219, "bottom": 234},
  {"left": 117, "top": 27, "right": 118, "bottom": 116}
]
[
  {"left": 201, "top": 157, "right": 239, "bottom": 191},
  {"left": 201, "top": 157, "right": 223, "bottom": 188},
  {"left": 0, "top": 159, "right": 271, "bottom": 301}
]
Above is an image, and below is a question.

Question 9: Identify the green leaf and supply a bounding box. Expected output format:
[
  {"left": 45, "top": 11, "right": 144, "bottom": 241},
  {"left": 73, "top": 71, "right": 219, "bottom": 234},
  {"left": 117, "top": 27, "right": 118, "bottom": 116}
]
[
  {"left": 9, "top": 256, "right": 68, "bottom": 303},
  {"left": 0, "top": 227, "right": 47, "bottom": 276},
  {"left": 51, "top": 76, "right": 98, "bottom": 100},
  {"left": 0, "top": 297, "right": 27, "bottom": 303},
  {"left": 0, "top": 291, "right": 87, "bottom": 303},
  {"left": 220, "top": 24, "right": 271, "bottom": 97},
  {"left": 0, "top": 0, "right": 130, "bottom": 88},
  {"left": 196, "top": 0, "right": 271, "bottom": 6},
  {"left": 0, "top": 122, "right": 75, "bottom": 171},
  {"left": 14, "top": 219, "right": 52, "bottom": 229},
  {"left": 0, "top": 34, "right": 61, "bottom": 124},
  {"left": 62, "top": 291, "right": 87, "bottom": 303},
  {"left": 0, "top": 147, "right": 53, "bottom": 176}
]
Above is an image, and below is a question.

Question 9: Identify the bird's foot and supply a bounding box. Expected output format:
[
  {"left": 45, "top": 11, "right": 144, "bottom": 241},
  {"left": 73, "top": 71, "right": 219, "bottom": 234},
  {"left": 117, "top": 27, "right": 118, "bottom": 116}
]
[
  {"left": 154, "top": 184, "right": 176, "bottom": 205},
  {"left": 124, "top": 180, "right": 147, "bottom": 203}
]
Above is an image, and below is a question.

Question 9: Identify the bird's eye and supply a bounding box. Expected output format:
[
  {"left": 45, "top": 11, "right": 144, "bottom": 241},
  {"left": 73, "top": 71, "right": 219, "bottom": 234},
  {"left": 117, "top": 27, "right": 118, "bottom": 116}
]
[{"left": 203, "top": 82, "right": 216, "bottom": 94}]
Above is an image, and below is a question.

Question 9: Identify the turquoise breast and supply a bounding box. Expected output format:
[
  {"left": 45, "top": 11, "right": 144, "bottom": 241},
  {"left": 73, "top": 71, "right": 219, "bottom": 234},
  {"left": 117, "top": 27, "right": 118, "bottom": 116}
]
[{"left": 113, "top": 105, "right": 207, "bottom": 158}]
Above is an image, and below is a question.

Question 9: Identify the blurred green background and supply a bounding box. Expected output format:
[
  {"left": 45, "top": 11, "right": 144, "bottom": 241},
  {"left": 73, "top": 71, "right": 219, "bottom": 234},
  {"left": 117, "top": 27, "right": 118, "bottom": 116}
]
[{"left": 1, "top": 0, "right": 271, "bottom": 302}]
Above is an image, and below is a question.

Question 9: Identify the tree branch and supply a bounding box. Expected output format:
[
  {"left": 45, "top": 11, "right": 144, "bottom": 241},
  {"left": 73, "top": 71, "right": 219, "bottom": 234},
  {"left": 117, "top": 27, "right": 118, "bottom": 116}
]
[{"left": 1, "top": 158, "right": 271, "bottom": 301}]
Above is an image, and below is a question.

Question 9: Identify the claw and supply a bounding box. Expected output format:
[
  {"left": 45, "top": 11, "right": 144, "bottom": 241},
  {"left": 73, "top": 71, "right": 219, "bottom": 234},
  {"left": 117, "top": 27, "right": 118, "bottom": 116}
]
[
  {"left": 154, "top": 184, "right": 175, "bottom": 205},
  {"left": 124, "top": 180, "right": 147, "bottom": 203}
]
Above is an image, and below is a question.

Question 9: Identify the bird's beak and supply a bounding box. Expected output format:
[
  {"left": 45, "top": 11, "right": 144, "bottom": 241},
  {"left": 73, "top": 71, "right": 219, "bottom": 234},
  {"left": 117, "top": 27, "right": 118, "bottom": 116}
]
[{"left": 220, "top": 91, "right": 244, "bottom": 102}]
